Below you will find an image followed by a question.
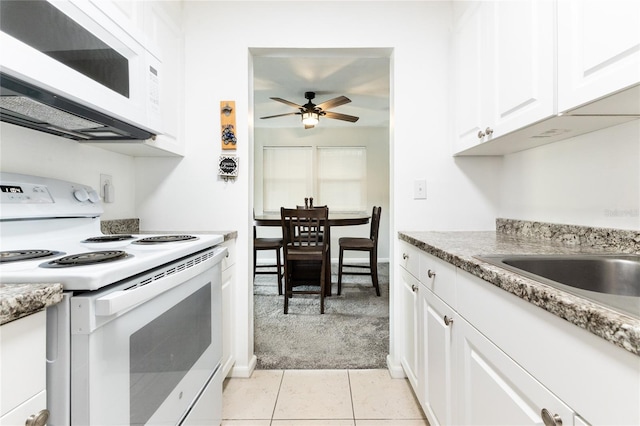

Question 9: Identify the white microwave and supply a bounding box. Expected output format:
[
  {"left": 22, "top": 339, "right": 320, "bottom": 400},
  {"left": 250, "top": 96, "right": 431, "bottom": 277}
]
[{"left": 0, "top": 0, "right": 161, "bottom": 140}]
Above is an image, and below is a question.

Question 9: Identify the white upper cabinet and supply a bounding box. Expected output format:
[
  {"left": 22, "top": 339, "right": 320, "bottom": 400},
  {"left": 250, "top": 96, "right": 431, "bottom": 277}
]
[
  {"left": 558, "top": 0, "right": 640, "bottom": 113},
  {"left": 452, "top": 1, "right": 555, "bottom": 153},
  {"left": 454, "top": 0, "right": 640, "bottom": 156}
]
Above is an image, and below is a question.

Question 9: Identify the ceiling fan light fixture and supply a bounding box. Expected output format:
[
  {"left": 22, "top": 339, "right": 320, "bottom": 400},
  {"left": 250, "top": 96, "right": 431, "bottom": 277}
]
[{"left": 302, "top": 112, "right": 319, "bottom": 127}]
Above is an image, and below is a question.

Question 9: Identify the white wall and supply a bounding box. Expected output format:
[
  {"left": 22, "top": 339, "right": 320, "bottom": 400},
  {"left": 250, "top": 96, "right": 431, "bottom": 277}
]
[
  {"left": 0, "top": 122, "right": 137, "bottom": 220},
  {"left": 133, "top": 1, "right": 501, "bottom": 377},
  {"left": 499, "top": 120, "right": 640, "bottom": 230}
]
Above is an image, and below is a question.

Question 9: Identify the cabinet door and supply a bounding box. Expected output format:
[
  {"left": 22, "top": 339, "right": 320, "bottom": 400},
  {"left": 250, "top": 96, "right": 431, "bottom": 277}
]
[
  {"left": 453, "top": 0, "right": 555, "bottom": 153},
  {"left": 490, "top": 0, "right": 555, "bottom": 136},
  {"left": 399, "top": 268, "right": 421, "bottom": 394},
  {"left": 558, "top": 0, "right": 640, "bottom": 112},
  {"left": 220, "top": 240, "right": 236, "bottom": 377},
  {"left": 452, "top": 2, "right": 488, "bottom": 152},
  {"left": 421, "top": 287, "right": 455, "bottom": 426},
  {"left": 456, "top": 315, "right": 575, "bottom": 426}
]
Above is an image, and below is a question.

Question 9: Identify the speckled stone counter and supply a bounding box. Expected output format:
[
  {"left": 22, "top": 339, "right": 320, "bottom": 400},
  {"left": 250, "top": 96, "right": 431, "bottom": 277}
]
[
  {"left": 399, "top": 219, "right": 640, "bottom": 356},
  {"left": 101, "top": 218, "right": 139, "bottom": 234},
  {"left": 0, "top": 283, "right": 63, "bottom": 325},
  {"left": 142, "top": 230, "right": 238, "bottom": 241},
  {"left": 101, "top": 218, "right": 237, "bottom": 242}
]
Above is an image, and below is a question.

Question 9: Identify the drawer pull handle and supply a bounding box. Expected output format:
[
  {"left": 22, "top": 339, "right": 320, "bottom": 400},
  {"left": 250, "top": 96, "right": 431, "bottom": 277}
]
[
  {"left": 427, "top": 269, "right": 436, "bottom": 278},
  {"left": 477, "top": 130, "right": 486, "bottom": 139},
  {"left": 541, "top": 408, "right": 562, "bottom": 426},
  {"left": 444, "top": 315, "right": 454, "bottom": 326},
  {"left": 26, "top": 409, "right": 49, "bottom": 426},
  {"left": 411, "top": 284, "right": 418, "bottom": 292},
  {"left": 402, "top": 253, "right": 408, "bottom": 260}
]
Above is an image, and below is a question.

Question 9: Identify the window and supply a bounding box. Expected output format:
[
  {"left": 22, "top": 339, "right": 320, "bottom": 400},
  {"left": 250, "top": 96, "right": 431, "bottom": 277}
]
[
  {"left": 263, "top": 146, "right": 313, "bottom": 213},
  {"left": 318, "top": 147, "right": 367, "bottom": 212},
  {"left": 262, "top": 146, "right": 367, "bottom": 213}
]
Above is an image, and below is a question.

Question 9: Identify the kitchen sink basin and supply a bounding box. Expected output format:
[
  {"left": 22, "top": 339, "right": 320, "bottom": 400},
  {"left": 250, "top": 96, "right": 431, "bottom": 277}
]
[{"left": 475, "top": 254, "right": 640, "bottom": 318}]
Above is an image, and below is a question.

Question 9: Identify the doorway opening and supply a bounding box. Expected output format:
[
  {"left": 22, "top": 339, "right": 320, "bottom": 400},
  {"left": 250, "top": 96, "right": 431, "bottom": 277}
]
[{"left": 250, "top": 47, "right": 392, "bottom": 369}]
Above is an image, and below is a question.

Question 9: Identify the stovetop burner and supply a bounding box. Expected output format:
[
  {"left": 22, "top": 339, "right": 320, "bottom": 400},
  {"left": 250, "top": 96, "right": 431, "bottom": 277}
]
[
  {"left": 133, "top": 235, "right": 198, "bottom": 245},
  {"left": 0, "top": 249, "right": 64, "bottom": 263},
  {"left": 81, "top": 235, "right": 135, "bottom": 243},
  {"left": 41, "top": 250, "right": 131, "bottom": 268}
]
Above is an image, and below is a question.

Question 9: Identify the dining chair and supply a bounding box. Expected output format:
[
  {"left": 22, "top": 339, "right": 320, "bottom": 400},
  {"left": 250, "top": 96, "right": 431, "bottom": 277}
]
[
  {"left": 281, "top": 206, "right": 329, "bottom": 314},
  {"left": 337, "top": 206, "right": 382, "bottom": 296},
  {"left": 296, "top": 204, "right": 327, "bottom": 242},
  {"left": 253, "top": 223, "right": 283, "bottom": 295}
]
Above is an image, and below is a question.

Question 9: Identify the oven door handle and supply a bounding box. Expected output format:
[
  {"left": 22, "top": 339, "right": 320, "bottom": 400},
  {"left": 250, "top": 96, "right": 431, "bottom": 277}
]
[{"left": 94, "top": 246, "right": 227, "bottom": 316}]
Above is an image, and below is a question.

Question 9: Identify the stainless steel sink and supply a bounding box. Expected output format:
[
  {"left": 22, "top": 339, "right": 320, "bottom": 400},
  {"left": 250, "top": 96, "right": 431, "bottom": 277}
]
[{"left": 475, "top": 254, "right": 640, "bottom": 318}]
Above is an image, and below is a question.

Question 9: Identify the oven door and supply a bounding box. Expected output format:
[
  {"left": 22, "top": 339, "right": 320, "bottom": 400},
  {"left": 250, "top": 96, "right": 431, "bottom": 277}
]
[{"left": 67, "top": 247, "right": 225, "bottom": 426}]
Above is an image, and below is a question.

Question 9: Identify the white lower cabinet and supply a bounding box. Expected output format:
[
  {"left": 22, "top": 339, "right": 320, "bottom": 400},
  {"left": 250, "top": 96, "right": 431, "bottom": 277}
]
[
  {"left": 0, "top": 310, "right": 48, "bottom": 425},
  {"left": 420, "top": 287, "right": 455, "bottom": 426},
  {"left": 456, "top": 314, "right": 574, "bottom": 426},
  {"left": 401, "top": 248, "right": 609, "bottom": 426},
  {"left": 220, "top": 239, "right": 236, "bottom": 377},
  {"left": 399, "top": 267, "right": 421, "bottom": 394}
]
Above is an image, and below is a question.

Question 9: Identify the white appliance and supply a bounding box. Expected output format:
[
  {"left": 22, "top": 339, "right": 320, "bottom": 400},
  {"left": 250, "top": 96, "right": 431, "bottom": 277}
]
[
  {"left": 0, "top": 0, "right": 161, "bottom": 139},
  {"left": 0, "top": 173, "right": 225, "bottom": 426}
]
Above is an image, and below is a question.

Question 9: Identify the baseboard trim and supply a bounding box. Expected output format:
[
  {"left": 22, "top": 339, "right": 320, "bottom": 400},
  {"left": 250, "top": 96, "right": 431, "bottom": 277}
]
[
  {"left": 386, "top": 355, "right": 406, "bottom": 379},
  {"left": 229, "top": 355, "right": 257, "bottom": 378}
]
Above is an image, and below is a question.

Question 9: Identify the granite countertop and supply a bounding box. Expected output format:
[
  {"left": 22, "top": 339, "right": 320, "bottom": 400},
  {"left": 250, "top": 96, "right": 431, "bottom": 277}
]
[
  {"left": 0, "top": 283, "right": 63, "bottom": 325},
  {"left": 101, "top": 218, "right": 237, "bottom": 242},
  {"left": 399, "top": 226, "right": 640, "bottom": 356}
]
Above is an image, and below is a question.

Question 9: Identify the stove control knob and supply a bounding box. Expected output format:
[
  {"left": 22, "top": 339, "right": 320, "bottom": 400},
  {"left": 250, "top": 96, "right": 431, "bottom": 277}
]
[
  {"left": 73, "top": 188, "right": 89, "bottom": 202},
  {"left": 87, "top": 189, "right": 100, "bottom": 203}
]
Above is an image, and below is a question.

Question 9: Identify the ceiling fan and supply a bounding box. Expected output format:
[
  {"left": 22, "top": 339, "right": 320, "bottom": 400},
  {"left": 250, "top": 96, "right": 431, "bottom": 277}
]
[{"left": 260, "top": 91, "right": 359, "bottom": 129}]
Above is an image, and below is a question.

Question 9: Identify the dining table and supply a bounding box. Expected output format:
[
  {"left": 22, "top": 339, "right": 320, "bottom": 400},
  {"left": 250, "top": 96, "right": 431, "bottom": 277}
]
[{"left": 253, "top": 212, "right": 371, "bottom": 296}]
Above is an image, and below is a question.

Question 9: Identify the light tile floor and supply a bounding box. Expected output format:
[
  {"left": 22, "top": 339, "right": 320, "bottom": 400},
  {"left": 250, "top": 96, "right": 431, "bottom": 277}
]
[{"left": 222, "top": 369, "right": 429, "bottom": 426}]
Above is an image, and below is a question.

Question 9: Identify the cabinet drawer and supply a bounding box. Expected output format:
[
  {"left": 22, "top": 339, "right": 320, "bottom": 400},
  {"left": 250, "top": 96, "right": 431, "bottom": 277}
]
[
  {"left": 220, "top": 240, "right": 236, "bottom": 270},
  {"left": 456, "top": 270, "right": 639, "bottom": 425},
  {"left": 0, "top": 390, "right": 47, "bottom": 426},
  {"left": 0, "top": 310, "right": 46, "bottom": 417},
  {"left": 398, "top": 240, "right": 420, "bottom": 278},
  {"left": 419, "top": 253, "right": 457, "bottom": 307}
]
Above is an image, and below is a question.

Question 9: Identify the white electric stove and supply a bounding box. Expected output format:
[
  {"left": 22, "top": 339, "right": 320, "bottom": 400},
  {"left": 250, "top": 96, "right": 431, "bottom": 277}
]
[{"left": 0, "top": 172, "right": 225, "bottom": 426}]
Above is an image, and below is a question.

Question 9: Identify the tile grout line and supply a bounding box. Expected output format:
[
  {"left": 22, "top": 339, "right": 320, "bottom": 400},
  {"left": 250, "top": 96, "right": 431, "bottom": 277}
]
[
  {"left": 269, "top": 369, "right": 286, "bottom": 425},
  {"left": 347, "top": 369, "right": 356, "bottom": 423}
]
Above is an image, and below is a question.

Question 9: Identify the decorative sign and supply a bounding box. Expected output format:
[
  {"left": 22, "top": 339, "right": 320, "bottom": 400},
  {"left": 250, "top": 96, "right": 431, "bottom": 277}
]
[
  {"left": 218, "top": 155, "right": 239, "bottom": 179},
  {"left": 220, "top": 101, "right": 237, "bottom": 150}
]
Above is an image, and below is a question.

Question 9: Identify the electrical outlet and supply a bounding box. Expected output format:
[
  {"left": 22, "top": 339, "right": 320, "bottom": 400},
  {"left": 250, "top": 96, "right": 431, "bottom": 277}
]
[
  {"left": 414, "top": 179, "right": 427, "bottom": 200},
  {"left": 100, "top": 174, "right": 114, "bottom": 203}
]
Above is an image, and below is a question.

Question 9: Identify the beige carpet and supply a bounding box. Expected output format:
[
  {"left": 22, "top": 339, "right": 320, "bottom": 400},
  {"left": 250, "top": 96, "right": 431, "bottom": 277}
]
[{"left": 253, "top": 263, "right": 389, "bottom": 369}]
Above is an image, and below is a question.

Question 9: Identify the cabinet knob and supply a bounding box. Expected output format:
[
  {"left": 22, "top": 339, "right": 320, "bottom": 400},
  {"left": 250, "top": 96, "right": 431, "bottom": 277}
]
[
  {"left": 477, "top": 130, "right": 486, "bottom": 139},
  {"left": 427, "top": 269, "right": 436, "bottom": 278},
  {"left": 444, "top": 315, "right": 454, "bottom": 326},
  {"left": 541, "top": 408, "right": 562, "bottom": 426},
  {"left": 402, "top": 253, "right": 408, "bottom": 260},
  {"left": 485, "top": 127, "right": 494, "bottom": 136},
  {"left": 25, "top": 409, "right": 49, "bottom": 426},
  {"left": 411, "top": 284, "right": 419, "bottom": 292}
]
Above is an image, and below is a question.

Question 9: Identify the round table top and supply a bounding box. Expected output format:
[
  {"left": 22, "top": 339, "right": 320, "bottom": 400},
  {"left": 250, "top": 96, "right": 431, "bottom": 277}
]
[{"left": 254, "top": 213, "right": 370, "bottom": 227}]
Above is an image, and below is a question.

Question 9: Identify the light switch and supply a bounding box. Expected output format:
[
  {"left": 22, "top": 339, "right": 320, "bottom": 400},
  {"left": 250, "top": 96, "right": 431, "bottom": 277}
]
[
  {"left": 414, "top": 179, "right": 427, "bottom": 200},
  {"left": 100, "top": 174, "right": 114, "bottom": 203}
]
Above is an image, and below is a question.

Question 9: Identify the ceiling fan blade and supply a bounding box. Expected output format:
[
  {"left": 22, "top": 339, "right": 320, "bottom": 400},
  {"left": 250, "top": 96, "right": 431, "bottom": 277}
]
[
  {"left": 270, "top": 97, "right": 303, "bottom": 109},
  {"left": 260, "top": 112, "right": 300, "bottom": 119},
  {"left": 324, "top": 111, "right": 359, "bottom": 123},
  {"left": 315, "top": 96, "right": 351, "bottom": 111}
]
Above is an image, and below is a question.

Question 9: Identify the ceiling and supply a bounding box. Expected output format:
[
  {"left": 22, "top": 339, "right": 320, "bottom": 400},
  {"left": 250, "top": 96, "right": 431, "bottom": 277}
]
[{"left": 252, "top": 49, "right": 391, "bottom": 129}]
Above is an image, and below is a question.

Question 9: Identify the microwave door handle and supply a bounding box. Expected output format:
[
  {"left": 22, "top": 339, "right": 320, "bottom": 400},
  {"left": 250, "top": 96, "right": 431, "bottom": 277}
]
[{"left": 94, "top": 247, "right": 227, "bottom": 316}]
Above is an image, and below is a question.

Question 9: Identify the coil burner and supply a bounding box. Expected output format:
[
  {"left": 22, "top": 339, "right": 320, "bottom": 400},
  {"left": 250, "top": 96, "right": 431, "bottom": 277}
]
[
  {"left": 81, "top": 235, "right": 135, "bottom": 243},
  {"left": 0, "top": 249, "right": 63, "bottom": 263},
  {"left": 132, "top": 235, "right": 198, "bottom": 245},
  {"left": 41, "top": 250, "right": 131, "bottom": 268}
]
